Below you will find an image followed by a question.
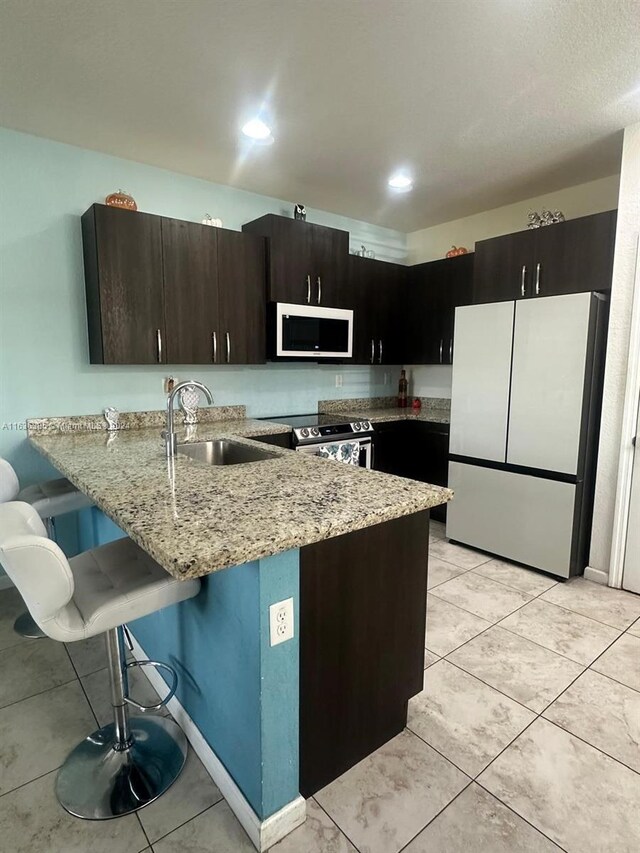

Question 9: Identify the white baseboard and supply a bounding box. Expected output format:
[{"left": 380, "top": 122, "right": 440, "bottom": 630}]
[
  {"left": 0, "top": 575, "right": 15, "bottom": 591},
  {"left": 129, "top": 635, "right": 306, "bottom": 851},
  {"left": 584, "top": 565, "right": 610, "bottom": 586}
]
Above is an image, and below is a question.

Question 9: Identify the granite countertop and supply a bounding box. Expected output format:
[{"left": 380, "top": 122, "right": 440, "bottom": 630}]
[
  {"left": 29, "top": 417, "right": 451, "bottom": 579},
  {"left": 343, "top": 407, "right": 450, "bottom": 425},
  {"left": 319, "top": 396, "right": 450, "bottom": 425}
]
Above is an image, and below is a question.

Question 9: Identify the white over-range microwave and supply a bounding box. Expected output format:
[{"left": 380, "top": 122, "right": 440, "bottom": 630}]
[{"left": 268, "top": 302, "right": 354, "bottom": 360}]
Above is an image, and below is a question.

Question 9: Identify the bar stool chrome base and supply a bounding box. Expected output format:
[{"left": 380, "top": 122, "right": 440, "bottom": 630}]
[
  {"left": 55, "top": 716, "right": 187, "bottom": 819},
  {"left": 13, "top": 611, "right": 46, "bottom": 639}
]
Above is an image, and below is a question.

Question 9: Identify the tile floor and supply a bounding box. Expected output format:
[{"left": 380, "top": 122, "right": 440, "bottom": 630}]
[{"left": 1, "top": 520, "right": 640, "bottom": 852}]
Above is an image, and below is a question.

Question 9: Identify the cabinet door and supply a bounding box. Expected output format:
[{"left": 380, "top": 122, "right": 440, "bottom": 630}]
[
  {"left": 409, "top": 423, "right": 450, "bottom": 522},
  {"left": 473, "top": 230, "right": 534, "bottom": 304},
  {"left": 445, "top": 253, "right": 474, "bottom": 364},
  {"left": 372, "top": 421, "right": 410, "bottom": 475},
  {"left": 350, "top": 255, "right": 379, "bottom": 364},
  {"left": 217, "top": 230, "right": 266, "bottom": 364},
  {"left": 161, "top": 218, "right": 219, "bottom": 365},
  {"left": 450, "top": 301, "right": 515, "bottom": 462},
  {"left": 311, "top": 223, "right": 349, "bottom": 307},
  {"left": 377, "top": 263, "right": 405, "bottom": 364},
  {"left": 258, "top": 216, "right": 314, "bottom": 304},
  {"left": 86, "top": 205, "right": 166, "bottom": 364},
  {"left": 507, "top": 293, "right": 593, "bottom": 475},
  {"left": 532, "top": 210, "right": 616, "bottom": 298},
  {"left": 406, "top": 262, "right": 446, "bottom": 364}
]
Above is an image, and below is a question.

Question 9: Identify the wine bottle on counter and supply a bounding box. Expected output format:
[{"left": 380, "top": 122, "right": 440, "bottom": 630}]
[{"left": 398, "top": 369, "right": 408, "bottom": 408}]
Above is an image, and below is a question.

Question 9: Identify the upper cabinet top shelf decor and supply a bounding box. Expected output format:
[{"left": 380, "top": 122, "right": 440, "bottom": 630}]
[
  {"left": 242, "top": 213, "right": 350, "bottom": 308},
  {"left": 82, "top": 204, "right": 266, "bottom": 365}
]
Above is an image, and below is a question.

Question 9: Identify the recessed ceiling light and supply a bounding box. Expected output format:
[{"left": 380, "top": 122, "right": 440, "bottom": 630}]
[
  {"left": 241, "top": 117, "right": 274, "bottom": 143},
  {"left": 388, "top": 172, "right": 413, "bottom": 192}
]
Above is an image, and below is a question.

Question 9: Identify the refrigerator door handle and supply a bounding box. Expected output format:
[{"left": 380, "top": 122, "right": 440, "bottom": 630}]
[{"left": 520, "top": 265, "right": 527, "bottom": 297}]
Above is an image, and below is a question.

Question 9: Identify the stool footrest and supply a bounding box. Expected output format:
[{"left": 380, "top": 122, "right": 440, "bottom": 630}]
[{"left": 124, "top": 659, "right": 178, "bottom": 713}]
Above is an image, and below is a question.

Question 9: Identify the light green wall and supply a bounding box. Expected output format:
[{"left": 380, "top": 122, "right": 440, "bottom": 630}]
[{"left": 0, "top": 128, "right": 406, "bottom": 484}]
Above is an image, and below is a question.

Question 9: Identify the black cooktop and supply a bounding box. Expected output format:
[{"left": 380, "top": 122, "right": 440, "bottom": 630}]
[{"left": 262, "top": 413, "right": 351, "bottom": 428}]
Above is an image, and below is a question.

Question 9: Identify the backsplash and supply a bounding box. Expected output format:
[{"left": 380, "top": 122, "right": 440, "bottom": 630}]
[{"left": 0, "top": 127, "right": 405, "bottom": 485}]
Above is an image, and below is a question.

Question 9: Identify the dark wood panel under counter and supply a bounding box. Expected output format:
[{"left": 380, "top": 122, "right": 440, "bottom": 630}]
[{"left": 299, "top": 510, "right": 430, "bottom": 797}]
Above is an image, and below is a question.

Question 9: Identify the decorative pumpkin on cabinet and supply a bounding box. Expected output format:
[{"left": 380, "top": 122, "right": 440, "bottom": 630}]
[
  {"left": 105, "top": 190, "right": 137, "bottom": 211},
  {"left": 446, "top": 245, "right": 469, "bottom": 258}
]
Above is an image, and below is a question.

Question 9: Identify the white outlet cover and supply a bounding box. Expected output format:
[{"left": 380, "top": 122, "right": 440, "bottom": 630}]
[
  {"left": 335, "top": 374, "right": 343, "bottom": 388},
  {"left": 269, "top": 597, "right": 294, "bottom": 646}
]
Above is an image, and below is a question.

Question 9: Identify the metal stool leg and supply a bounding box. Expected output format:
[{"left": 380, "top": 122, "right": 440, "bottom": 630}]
[
  {"left": 13, "top": 516, "right": 55, "bottom": 640},
  {"left": 13, "top": 611, "right": 47, "bottom": 639},
  {"left": 55, "top": 626, "right": 188, "bottom": 819}
]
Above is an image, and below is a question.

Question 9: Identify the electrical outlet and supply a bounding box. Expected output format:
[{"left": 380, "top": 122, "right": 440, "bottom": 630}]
[
  {"left": 163, "top": 376, "right": 177, "bottom": 393},
  {"left": 383, "top": 372, "right": 391, "bottom": 385},
  {"left": 335, "top": 374, "right": 343, "bottom": 388},
  {"left": 269, "top": 597, "right": 294, "bottom": 646}
]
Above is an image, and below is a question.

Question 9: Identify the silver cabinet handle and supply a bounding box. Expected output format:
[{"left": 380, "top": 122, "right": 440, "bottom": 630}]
[
  {"left": 439, "top": 338, "right": 443, "bottom": 364},
  {"left": 225, "top": 331, "right": 231, "bottom": 363},
  {"left": 317, "top": 275, "right": 322, "bottom": 305},
  {"left": 370, "top": 338, "right": 375, "bottom": 364},
  {"left": 212, "top": 331, "right": 217, "bottom": 363},
  {"left": 378, "top": 339, "right": 383, "bottom": 364},
  {"left": 306, "top": 275, "right": 311, "bottom": 304},
  {"left": 535, "top": 262, "right": 541, "bottom": 295},
  {"left": 449, "top": 339, "right": 453, "bottom": 363},
  {"left": 156, "top": 329, "right": 162, "bottom": 363},
  {"left": 521, "top": 265, "right": 527, "bottom": 297}
]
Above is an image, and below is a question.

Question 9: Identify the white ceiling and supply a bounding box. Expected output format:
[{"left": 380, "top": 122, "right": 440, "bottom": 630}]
[{"left": 1, "top": 0, "right": 639, "bottom": 232}]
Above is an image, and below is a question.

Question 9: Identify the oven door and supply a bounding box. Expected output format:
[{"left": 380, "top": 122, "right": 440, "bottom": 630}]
[
  {"left": 296, "top": 437, "right": 372, "bottom": 469},
  {"left": 273, "top": 303, "right": 354, "bottom": 359}
]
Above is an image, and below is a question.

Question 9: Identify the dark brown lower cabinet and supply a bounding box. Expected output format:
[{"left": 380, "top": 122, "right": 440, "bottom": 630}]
[
  {"left": 373, "top": 421, "right": 450, "bottom": 523},
  {"left": 299, "top": 511, "right": 430, "bottom": 797}
]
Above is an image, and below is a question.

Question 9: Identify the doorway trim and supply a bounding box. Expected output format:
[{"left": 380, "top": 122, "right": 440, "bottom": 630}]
[{"left": 609, "top": 235, "right": 640, "bottom": 588}]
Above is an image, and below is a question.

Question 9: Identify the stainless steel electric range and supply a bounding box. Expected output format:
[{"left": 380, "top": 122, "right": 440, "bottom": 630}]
[{"left": 262, "top": 413, "right": 375, "bottom": 468}]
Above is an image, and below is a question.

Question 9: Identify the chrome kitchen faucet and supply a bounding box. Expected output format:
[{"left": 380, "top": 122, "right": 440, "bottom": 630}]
[{"left": 163, "top": 380, "right": 213, "bottom": 458}]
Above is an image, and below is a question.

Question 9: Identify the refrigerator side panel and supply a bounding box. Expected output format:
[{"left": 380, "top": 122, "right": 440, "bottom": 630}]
[
  {"left": 507, "top": 292, "right": 593, "bottom": 475},
  {"left": 447, "top": 462, "right": 576, "bottom": 577},
  {"left": 449, "top": 301, "right": 515, "bottom": 462}
]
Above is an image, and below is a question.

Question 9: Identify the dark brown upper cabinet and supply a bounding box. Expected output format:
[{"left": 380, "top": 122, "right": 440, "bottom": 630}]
[
  {"left": 348, "top": 255, "right": 406, "bottom": 365},
  {"left": 217, "top": 229, "right": 266, "bottom": 365},
  {"left": 82, "top": 204, "right": 266, "bottom": 365},
  {"left": 405, "top": 253, "right": 474, "bottom": 365},
  {"left": 82, "top": 205, "right": 166, "bottom": 364},
  {"left": 473, "top": 210, "right": 616, "bottom": 304},
  {"left": 161, "top": 217, "right": 219, "bottom": 364},
  {"left": 242, "top": 214, "right": 349, "bottom": 307}
]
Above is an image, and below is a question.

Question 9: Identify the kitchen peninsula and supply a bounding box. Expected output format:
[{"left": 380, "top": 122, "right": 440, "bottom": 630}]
[{"left": 28, "top": 407, "right": 450, "bottom": 850}]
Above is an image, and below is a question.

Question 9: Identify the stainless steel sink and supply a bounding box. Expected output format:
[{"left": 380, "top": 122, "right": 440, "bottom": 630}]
[{"left": 178, "top": 439, "right": 279, "bottom": 466}]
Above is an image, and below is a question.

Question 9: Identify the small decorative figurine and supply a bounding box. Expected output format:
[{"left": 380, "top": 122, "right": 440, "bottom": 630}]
[
  {"left": 179, "top": 385, "right": 200, "bottom": 425},
  {"left": 202, "top": 215, "right": 223, "bottom": 227},
  {"left": 528, "top": 209, "right": 565, "bottom": 228},
  {"left": 105, "top": 190, "right": 137, "bottom": 211},
  {"left": 294, "top": 203, "right": 306, "bottom": 221},
  {"left": 446, "top": 246, "right": 469, "bottom": 257},
  {"left": 103, "top": 407, "right": 119, "bottom": 431}
]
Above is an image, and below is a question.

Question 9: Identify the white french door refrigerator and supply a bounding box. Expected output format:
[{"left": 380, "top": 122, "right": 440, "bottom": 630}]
[{"left": 446, "top": 291, "right": 608, "bottom": 578}]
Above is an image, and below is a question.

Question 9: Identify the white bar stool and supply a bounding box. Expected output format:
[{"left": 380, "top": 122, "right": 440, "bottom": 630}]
[
  {"left": 0, "top": 501, "right": 201, "bottom": 819},
  {"left": 0, "top": 457, "right": 94, "bottom": 638}
]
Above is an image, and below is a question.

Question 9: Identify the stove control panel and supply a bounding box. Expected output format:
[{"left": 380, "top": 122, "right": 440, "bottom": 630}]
[{"left": 292, "top": 420, "right": 375, "bottom": 445}]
